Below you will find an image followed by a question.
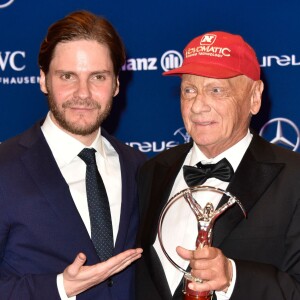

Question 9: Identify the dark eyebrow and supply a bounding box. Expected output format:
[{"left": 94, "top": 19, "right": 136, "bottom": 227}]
[
  {"left": 90, "top": 70, "right": 112, "bottom": 76},
  {"left": 54, "top": 70, "right": 113, "bottom": 76},
  {"left": 54, "top": 70, "right": 74, "bottom": 75}
]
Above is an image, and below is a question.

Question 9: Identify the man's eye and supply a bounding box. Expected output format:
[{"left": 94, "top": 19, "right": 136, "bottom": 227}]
[
  {"left": 211, "top": 87, "right": 222, "bottom": 93},
  {"left": 61, "top": 73, "right": 72, "bottom": 80},
  {"left": 186, "top": 87, "right": 195, "bottom": 93},
  {"left": 209, "top": 87, "right": 228, "bottom": 97},
  {"left": 181, "top": 86, "right": 197, "bottom": 99},
  {"left": 182, "top": 87, "right": 196, "bottom": 94},
  {"left": 94, "top": 74, "right": 105, "bottom": 80}
]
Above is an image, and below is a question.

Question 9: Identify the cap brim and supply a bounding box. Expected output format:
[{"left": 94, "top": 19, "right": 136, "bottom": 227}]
[{"left": 163, "top": 63, "right": 242, "bottom": 79}]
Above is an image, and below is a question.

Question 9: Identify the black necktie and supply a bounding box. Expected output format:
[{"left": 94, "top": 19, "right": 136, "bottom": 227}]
[
  {"left": 78, "top": 148, "right": 114, "bottom": 261},
  {"left": 183, "top": 157, "right": 234, "bottom": 187}
]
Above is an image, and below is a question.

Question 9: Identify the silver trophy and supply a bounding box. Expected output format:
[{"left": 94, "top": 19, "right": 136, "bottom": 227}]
[{"left": 158, "top": 185, "right": 246, "bottom": 300}]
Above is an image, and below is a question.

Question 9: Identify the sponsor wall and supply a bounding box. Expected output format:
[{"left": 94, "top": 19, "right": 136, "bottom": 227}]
[{"left": 1, "top": 0, "right": 300, "bottom": 157}]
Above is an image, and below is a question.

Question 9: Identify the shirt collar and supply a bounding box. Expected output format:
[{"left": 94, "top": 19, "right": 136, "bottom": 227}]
[
  {"left": 189, "top": 130, "right": 253, "bottom": 172},
  {"left": 41, "top": 112, "right": 106, "bottom": 168}
]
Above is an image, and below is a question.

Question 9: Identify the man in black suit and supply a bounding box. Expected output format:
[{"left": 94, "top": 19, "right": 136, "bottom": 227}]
[
  {"left": 0, "top": 11, "right": 146, "bottom": 299},
  {"left": 136, "top": 31, "right": 300, "bottom": 299}
]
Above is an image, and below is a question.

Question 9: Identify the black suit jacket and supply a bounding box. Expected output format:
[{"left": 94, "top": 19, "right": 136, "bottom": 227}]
[
  {"left": 136, "top": 133, "right": 300, "bottom": 299},
  {"left": 0, "top": 120, "right": 147, "bottom": 300}
]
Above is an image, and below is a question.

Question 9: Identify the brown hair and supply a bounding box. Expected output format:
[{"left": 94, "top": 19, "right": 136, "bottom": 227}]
[{"left": 38, "top": 10, "right": 126, "bottom": 76}]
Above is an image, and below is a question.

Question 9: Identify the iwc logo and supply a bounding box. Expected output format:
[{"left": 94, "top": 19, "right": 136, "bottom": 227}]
[
  {"left": 0, "top": 0, "right": 15, "bottom": 8},
  {"left": 259, "top": 118, "right": 300, "bottom": 151}
]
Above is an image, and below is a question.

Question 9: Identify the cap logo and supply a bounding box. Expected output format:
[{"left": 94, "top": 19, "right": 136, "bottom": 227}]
[
  {"left": 200, "top": 34, "right": 216, "bottom": 45},
  {"left": 185, "top": 33, "right": 231, "bottom": 59}
]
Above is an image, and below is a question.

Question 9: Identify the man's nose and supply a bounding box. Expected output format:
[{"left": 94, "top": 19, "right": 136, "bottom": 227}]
[
  {"left": 191, "top": 93, "right": 211, "bottom": 113},
  {"left": 74, "top": 80, "right": 91, "bottom": 99}
]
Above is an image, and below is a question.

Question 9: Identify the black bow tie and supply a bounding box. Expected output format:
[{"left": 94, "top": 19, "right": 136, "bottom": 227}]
[{"left": 183, "top": 158, "right": 234, "bottom": 187}]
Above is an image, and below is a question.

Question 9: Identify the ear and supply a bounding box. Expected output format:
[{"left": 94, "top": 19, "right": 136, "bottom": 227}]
[
  {"left": 39, "top": 70, "right": 48, "bottom": 94},
  {"left": 250, "top": 80, "right": 264, "bottom": 115},
  {"left": 113, "top": 77, "right": 120, "bottom": 97}
]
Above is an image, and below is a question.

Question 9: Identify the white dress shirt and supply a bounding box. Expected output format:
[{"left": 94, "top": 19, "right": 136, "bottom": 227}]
[
  {"left": 41, "top": 112, "right": 121, "bottom": 299},
  {"left": 153, "top": 131, "right": 252, "bottom": 299}
]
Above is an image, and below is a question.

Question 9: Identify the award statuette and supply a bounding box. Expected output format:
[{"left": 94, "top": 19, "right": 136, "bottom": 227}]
[{"left": 158, "top": 186, "right": 246, "bottom": 300}]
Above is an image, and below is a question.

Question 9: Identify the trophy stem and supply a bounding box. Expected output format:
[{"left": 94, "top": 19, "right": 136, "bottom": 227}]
[
  {"left": 183, "top": 279, "right": 213, "bottom": 299},
  {"left": 183, "top": 227, "right": 213, "bottom": 300}
]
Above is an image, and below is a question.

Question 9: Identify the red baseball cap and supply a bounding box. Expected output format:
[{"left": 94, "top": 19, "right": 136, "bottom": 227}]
[{"left": 163, "top": 31, "right": 260, "bottom": 80}]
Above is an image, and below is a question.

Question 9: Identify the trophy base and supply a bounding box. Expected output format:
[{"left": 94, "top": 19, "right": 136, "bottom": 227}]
[{"left": 183, "top": 295, "right": 212, "bottom": 300}]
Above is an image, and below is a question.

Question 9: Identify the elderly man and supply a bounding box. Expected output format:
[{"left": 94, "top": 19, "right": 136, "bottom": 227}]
[{"left": 136, "top": 31, "right": 300, "bottom": 299}]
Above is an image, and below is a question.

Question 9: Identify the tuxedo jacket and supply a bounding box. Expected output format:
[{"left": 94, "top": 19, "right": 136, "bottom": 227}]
[
  {"left": 0, "top": 120, "right": 147, "bottom": 300},
  {"left": 136, "top": 133, "right": 300, "bottom": 300}
]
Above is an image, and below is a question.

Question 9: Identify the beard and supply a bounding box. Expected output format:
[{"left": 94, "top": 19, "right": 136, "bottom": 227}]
[{"left": 47, "top": 92, "right": 113, "bottom": 136}]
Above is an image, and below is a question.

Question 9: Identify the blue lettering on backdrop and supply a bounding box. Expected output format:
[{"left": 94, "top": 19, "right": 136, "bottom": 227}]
[{"left": 0, "top": 0, "right": 300, "bottom": 156}]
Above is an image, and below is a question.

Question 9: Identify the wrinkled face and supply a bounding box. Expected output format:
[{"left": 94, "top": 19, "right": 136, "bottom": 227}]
[
  {"left": 40, "top": 39, "right": 119, "bottom": 141},
  {"left": 180, "top": 74, "right": 263, "bottom": 158}
]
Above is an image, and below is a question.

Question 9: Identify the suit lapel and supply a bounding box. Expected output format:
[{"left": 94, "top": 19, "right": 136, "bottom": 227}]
[
  {"left": 101, "top": 129, "right": 138, "bottom": 254},
  {"left": 20, "top": 125, "right": 81, "bottom": 220},
  {"left": 140, "top": 143, "right": 192, "bottom": 299},
  {"left": 212, "top": 135, "right": 284, "bottom": 247},
  {"left": 145, "top": 246, "right": 175, "bottom": 299},
  {"left": 141, "top": 158, "right": 184, "bottom": 300},
  {"left": 141, "top": 143, "right": 192, "bottom": 247},
  {"left": 114, "top": 151, "right": 130, "bottom": 253},
  {"left": 19, "top": 123, "right": 99, "bottom": 261}
]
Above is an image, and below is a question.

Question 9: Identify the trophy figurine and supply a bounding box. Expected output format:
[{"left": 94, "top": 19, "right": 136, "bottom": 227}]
[{"left": 158, "top": 186, "right": 246, "bottom": 300}]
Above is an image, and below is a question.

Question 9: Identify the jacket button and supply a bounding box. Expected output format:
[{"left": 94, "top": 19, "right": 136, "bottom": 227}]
[{"left": 107, "top": 278, "right": 113, "bottom": 287}]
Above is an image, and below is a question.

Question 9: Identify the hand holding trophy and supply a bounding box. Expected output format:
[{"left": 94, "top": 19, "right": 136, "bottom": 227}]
[{"left": 158, "top": 186, "right": 246, "bottom": 300}]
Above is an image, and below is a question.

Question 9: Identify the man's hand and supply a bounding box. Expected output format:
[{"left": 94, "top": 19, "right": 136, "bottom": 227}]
[
  {"left": 63, "top": 248, "right": 143, "bottom": 297},
  {"left": 177, "top": 245, "right": 232, "bottom": 293}
]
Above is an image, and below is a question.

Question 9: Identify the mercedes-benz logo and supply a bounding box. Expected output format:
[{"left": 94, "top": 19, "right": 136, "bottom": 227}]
[
  {"left": 259, "top": 117, "right": 300, "bottom": 151},
  {"left": 174, "top": 127, "right": 191, "bottom": 143},
  {"left": 0, "top": 0, "right": 15, "bottom": 8}
]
